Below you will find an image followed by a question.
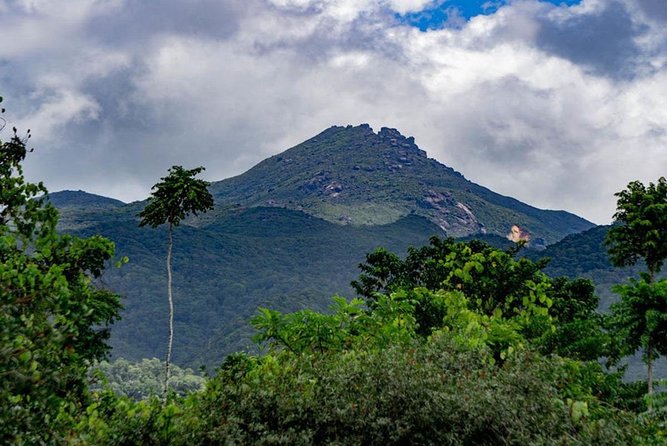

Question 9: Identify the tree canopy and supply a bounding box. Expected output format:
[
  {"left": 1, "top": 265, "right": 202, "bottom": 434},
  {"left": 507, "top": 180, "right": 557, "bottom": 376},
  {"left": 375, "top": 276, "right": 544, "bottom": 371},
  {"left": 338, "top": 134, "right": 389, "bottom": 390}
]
[
  {"left": 139, "top": 165, "right": 214, "bottom": 229},
  {"left": 352, "top": 237, "right": 552, "bottom": 316},
  {"left": 351, "top": 236, "right": 611, "bottom": 360},
  {"left": 606, "top": 177, "right": 667, "bottom": 281},
  {"left": 0, "top": 96, "right": 121, "bottom": 444}
]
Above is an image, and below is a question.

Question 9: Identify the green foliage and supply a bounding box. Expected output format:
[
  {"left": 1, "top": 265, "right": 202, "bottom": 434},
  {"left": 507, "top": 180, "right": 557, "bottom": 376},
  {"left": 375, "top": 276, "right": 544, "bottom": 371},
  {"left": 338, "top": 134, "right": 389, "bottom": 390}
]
[
  {"left": 78, "top": 339, "right": 650, "bottom": 445},
  {"left": 609, "top": 279, "right": 667, "bottom": 393},
  {"left": 351, "top": 237, "right": 617, "bottom": 361},
  {"left": 139, "top": 166, "right": 214, "bottom": 229},
  {"left": 361, "top": 238, "right": 651, "bottom": 370},
  {"left": 0, "top": 101, "right": 121, "bottom": 444},
  {"left": 353, "top": 237, "right": 554, "bottom": 319},
  {"left": 606, "top": 177, "right": 667, "bottom": 281},
  {"left": 609, "top": 279, "right": 667, "bottom": 359},
  {"left": 540, "top": 277, "right": 611, "bottom": 361},
  {"left": 549, "top": 277, "right": 599, "bottom": 322},
  {"left": 70, "top": 286, "right": 662, "bottom": 445},
  {"left": 252, "top": 289, "right": 527, "bottom": 360},
  {"left": 640, "top": 381, "right": 667, "bottom": 439},
  {"left": 605, "top": 177, "right": 667, "bottom": 394},
  {"left": 73, "top": 390, "right": 184, "bottom": 446},
  {"left": 252, "top": 293, "right": 420, "bottom": 354},
  {"left": 194, "top": 340, "right": 589, "bottom": 445},
  {"left": 91, "top": 358, "right": 205, "bottom": 400}
]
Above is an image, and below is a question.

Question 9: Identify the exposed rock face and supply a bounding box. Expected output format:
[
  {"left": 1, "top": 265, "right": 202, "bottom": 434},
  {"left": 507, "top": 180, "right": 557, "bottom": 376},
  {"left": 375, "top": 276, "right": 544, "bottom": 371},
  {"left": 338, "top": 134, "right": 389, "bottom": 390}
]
[
  {"left": 302, "top": 171, "right": 331, "bottom": 193},
  {"left": 325, "top": 181, "right": 343, "bottom": 197},
  {"left": 377, "top": 127, "right": 427, "bottom": 158},
  {"left": 507, "top": 225, "right": 531, "bottom": 243},
  {"left": 419, "top": 190, "right": 484, "bottom": 236},
  {"left": 378, "top": 127, "right": 427, "bottom": 170}
]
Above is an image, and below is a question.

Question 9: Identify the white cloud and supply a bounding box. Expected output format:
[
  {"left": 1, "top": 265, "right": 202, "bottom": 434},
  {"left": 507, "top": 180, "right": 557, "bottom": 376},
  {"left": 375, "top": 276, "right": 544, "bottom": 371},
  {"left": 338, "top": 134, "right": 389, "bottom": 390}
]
[
  {"left": 386, "top": 0, "right": 433, "bottom": 14},
  {"left": 0, "top": 0, "right": 666, "bottom": 224}
]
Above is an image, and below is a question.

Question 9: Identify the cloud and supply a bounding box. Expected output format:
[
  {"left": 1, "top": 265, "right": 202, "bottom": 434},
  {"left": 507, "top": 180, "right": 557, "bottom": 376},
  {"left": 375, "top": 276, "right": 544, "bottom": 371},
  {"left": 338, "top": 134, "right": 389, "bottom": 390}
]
[
  {"left": 535, "top": 0, "right": 646, "bottom": 79},
  {"left": 634, "top": 0, "right": 667, "bottom": 22},
  {"left": 84, "top": 0, "right": 244, "bottom": 45},
  {"left": 0, "top": 0, "right": 665, "bottom": 224},
  {"left": 265, "top": 0, "right": 434, "bottom": 17}
]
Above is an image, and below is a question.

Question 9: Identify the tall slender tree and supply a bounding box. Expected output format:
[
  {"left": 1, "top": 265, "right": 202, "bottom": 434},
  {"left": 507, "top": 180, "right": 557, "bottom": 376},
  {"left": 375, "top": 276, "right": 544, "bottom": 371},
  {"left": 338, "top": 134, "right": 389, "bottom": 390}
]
[{"left": 139, "top": 165, "right": 214, "bottom": 399}]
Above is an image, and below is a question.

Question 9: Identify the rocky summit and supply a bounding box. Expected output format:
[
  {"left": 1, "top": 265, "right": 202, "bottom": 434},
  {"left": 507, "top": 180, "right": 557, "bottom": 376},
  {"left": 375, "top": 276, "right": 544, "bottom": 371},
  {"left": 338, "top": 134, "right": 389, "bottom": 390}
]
[{"left": 210, "top": 124, "right": 593, "bottom": 244}]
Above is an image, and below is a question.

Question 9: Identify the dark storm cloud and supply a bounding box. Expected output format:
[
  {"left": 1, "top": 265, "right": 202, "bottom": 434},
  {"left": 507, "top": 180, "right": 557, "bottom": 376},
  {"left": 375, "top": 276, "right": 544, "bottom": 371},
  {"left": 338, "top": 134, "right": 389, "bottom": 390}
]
[
  {"left": 536, "top": 1, "right": 646, "bottom": 79},
  {"left": 85, "top": 0, "right": 244, "bottom": 45}
]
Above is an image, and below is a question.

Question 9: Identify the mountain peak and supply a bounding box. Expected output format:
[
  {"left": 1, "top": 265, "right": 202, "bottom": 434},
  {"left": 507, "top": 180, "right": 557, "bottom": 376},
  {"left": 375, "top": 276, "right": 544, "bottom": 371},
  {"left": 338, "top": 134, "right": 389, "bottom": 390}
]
[
  {"left": 307, "top": 124, "right": 427, "bottom": 158},
  {"left": 210, "top": 124, "right": 593, "bottom": 243},
  {"left": 46, "top": 190, "right": 126, "bottom": 208}
]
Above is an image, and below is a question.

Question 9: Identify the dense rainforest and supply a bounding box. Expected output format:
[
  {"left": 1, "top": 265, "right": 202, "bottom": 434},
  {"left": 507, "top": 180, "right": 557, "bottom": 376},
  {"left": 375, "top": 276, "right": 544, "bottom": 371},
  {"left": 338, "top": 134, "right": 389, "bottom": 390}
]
[{"left": 2, "top": 95, "right": 667, "bottom": 445}]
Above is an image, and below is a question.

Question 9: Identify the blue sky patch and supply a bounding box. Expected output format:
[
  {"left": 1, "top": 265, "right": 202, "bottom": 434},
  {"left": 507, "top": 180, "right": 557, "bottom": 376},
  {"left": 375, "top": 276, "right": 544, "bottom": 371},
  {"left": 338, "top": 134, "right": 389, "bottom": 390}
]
[{"left": 398, "top": 0, "right": 582, "bottom": 31}]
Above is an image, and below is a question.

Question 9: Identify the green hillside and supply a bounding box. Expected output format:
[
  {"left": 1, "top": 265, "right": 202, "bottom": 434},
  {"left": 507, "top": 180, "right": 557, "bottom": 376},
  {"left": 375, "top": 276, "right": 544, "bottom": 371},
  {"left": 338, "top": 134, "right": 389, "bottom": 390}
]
[
  {"left": 527, "top": 225, "right": 661, "bottom": 311},
  {"left": 46, "top": 190, "right": 131, "bottom": 231},
  {"left": 73, "top": 207, "right": 443, "bottom": 368},
  {"left": 46, "top": 190, "right": 126, "bottom": 208},
  {"left": 65, "top": 204, "right": 615, "bottom": 371}
]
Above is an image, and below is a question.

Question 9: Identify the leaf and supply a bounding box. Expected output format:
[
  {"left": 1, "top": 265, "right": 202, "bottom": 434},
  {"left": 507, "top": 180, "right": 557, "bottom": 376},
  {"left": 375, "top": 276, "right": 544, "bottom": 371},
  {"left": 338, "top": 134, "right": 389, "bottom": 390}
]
[{"left": 569, "top": 400, "right": 589, "bottom": 423}]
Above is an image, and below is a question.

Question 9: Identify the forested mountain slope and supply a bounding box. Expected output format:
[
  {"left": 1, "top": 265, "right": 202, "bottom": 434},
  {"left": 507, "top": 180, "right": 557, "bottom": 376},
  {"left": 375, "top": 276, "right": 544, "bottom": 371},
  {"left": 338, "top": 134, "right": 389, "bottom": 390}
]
[
  {"left": 72, "top": 206, "right": 443, "bottom": 367},
  {"left": 45, "top": 124, "right": 601, "bottom": 368}
]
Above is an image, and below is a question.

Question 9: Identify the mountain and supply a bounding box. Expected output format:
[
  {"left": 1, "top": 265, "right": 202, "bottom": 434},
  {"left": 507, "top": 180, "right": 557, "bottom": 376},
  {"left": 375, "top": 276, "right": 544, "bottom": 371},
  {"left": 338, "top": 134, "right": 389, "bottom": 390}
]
[
  {"left": 48, "top": 124, "right": 599, "bottom": 368},
  {"left": 46, "top": 190, "right": 127, "bottom": 231},
  {"left": 209, "top": 125, "right": 594, "bottom": 244},
  {"left": 46, "top": 190, "right": 126, "bottom": 208}
]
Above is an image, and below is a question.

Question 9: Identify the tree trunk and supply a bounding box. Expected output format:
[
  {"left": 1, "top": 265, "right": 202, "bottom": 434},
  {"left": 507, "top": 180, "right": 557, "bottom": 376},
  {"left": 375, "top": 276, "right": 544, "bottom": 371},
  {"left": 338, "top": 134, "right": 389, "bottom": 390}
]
[
  {"left": 645, "top": 270, "right": 655, "bottom": 396},
  {"left": 647, "top": 347, "right": 654, "bottom": 395},
  {"left": 163, "top": 223, "right": 174, "bottom": 402}
]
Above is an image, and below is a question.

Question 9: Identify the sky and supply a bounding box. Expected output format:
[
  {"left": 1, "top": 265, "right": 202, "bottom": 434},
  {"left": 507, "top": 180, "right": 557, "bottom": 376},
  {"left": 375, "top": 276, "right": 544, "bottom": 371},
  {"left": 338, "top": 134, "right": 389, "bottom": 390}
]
[{"left": 0, "top": 0, "right": 666, "bottom": 224}]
